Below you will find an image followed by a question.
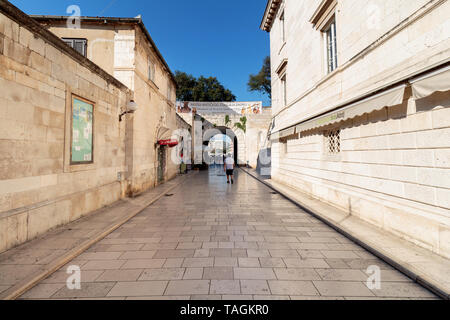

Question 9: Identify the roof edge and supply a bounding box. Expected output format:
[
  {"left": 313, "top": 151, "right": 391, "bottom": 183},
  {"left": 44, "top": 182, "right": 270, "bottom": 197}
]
[
  {"left": 260, "top": 0, "right": 282, "bottom": 32},
  {"left": 0, "top": 1, "right": 129, "bottom": 91},
  {"left": 30, "top": 15, "right": 177, "bottom": 87}
]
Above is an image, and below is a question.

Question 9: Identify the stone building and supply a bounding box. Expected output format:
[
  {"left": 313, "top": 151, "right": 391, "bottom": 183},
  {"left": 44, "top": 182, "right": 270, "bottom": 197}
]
[
  {"left": 261, "top": 0, "right": 450, "bottom": 258},
  {"left": 0, "top": 2, "right": 187, "bottom": 253},
  {"left": 33, "top": 15, "right": 180, "bottom": 194},
  {"left": 177, "top": 103, "right": 273, "bottom": 168}
]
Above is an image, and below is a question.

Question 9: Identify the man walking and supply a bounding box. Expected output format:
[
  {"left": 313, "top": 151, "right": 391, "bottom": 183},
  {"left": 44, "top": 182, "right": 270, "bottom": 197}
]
[{"left": 224, "top": 154, "right": 235, "bottom": 184}]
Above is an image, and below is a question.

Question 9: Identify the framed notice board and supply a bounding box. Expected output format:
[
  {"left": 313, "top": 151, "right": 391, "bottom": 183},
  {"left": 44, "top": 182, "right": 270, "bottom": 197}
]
[{"left": 71, "top": 95, "right": 94, "bottom": 164}]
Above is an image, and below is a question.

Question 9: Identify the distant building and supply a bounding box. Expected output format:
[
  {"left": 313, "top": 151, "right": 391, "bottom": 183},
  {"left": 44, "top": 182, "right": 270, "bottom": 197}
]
[{"left": 261, "top": 0, "right": 450, "bottom": 258}]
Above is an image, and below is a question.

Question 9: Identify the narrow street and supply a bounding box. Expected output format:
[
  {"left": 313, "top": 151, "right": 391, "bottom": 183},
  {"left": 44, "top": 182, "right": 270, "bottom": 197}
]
[{"left": 18, "top": 169, "right": 437, "bottom": 300}]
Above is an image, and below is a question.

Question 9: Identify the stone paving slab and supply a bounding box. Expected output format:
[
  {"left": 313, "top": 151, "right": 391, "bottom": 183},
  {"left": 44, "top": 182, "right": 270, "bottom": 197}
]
[
  {"left": 242, "top": 168, "right": 449, "bottom": 300},
  {"left": 0, "top": 173, "right": 191, "bottom": 300},
  {"left": 8, "top": 169, "right": 442, "bottom": 300}
]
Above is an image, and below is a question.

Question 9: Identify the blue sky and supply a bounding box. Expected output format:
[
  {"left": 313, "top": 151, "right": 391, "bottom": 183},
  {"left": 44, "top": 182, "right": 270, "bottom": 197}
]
[{"left": 10, "top": 0, "right": 271, "bottom": 106}]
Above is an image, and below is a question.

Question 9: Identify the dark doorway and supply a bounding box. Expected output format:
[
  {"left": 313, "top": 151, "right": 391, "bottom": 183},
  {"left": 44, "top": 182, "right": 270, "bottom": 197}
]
[{"left": 157, "top": 146, "right": 166, "bottom": 183}]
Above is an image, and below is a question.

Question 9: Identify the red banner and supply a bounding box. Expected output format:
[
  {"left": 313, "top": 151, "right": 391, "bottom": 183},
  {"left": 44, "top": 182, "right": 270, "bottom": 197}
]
[{"left": 158, "top": 139, "right": 178, "bottom": 147}]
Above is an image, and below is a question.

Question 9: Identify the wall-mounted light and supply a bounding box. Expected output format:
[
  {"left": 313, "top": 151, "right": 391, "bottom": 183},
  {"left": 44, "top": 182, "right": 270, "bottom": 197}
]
[{"left": 119, "top": 100, "right": 138, "bottom": 122}]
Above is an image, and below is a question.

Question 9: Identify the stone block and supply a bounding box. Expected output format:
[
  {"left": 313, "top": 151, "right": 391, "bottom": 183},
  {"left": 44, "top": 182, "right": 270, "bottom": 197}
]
[
  {"left": 0, "top": 13, "right": 19, "bottom": 41},
  {"left": 434, "top": 149, "right": 450, "bottom": 168},
  {"left": 30, "top": 52, "right": 51, "bottom": 75},
  {"left": 401, "top": 112, "right": 432, "bottom": 133},
  {"left": 27, "top": 201, "right": 70, "bottom": 240},
  {"left": 416, "top": 128, "right": 450, "bottom": 149},
  {"left": 435, "top": 188, "right": 450, "bottom": 209},
  {"left": 417, "top": 168, "right": 450, "bottom": 189},
  {"left": 4, "top": 36, "right": 31, "bottom": 65},
  {"left": 383, "top": 205, "right": 439, "bottom": 250},
  {"left": 431, "top": 106, "right": 450, "bottom": 129}
]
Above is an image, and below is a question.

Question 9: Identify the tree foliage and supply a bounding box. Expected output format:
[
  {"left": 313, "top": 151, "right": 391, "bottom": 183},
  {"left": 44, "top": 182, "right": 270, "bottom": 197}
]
[
  {"left": 224, "top": 115, "right": 231, "bottom": 127},
  {"left": 175, "top": 71, "right": 236, "bottom": 102},
  {"left": 234, "top": 116, "right": 247, "bottom": 134},
  {"left": 247, "top": 56, "right": 271, "bottom": 98}
]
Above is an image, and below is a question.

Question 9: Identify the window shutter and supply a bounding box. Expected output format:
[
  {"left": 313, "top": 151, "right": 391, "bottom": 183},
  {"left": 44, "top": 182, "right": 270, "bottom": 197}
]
[{"left": 73, "top": 39, "right": 87, "bottom": 57}]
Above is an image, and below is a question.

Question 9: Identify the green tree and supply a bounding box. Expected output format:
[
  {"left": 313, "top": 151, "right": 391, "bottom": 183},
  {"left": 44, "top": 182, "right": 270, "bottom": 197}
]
[
  {"left": 174, "top": 71, "right": 197, "bottom": 101},
  {"left": 175, "top": 71, "right": 236, "bottom": 102},
  {"left": 224, "top": 115, "right": 231, "bottom": 127},
  {"left": 248, "top": 56, "right": 271, "bottom": 98},
  {"left": 234, "top": 116, "right": 247, "bottom": 134}
]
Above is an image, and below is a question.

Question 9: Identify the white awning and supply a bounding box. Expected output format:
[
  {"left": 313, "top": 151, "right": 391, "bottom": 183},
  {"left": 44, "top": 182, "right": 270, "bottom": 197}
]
[
  {"left": 411, "top": 65, "right": 450, "bottom": 100},
  {"left": 269, "top": 131, "right": 280, "bottom": 141},
  {"left": 295, "top": 84, "right": 406, "bottom": 133},
  {"left": 279, "top": 126, "right": 296, "bottom": 138}
]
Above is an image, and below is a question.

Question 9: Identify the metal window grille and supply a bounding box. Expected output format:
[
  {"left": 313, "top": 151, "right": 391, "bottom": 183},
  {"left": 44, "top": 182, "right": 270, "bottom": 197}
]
[
  {"left": 325, "top": 129, "right": 341, "bottom": 154},
  {"left": 326, "top": 19, "right": 337, "bottom": 73},
  {"left": 62, "top": 38, "right": 87, "bottom": 57}
]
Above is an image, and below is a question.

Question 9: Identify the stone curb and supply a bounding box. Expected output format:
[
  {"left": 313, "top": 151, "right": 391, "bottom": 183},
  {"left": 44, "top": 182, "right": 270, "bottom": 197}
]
[
  {"left": 0, "top": 173, "right": 191, "bottom": 300},
  {"left": 240, "top": 168, "right": 449, "bottom": 300}
]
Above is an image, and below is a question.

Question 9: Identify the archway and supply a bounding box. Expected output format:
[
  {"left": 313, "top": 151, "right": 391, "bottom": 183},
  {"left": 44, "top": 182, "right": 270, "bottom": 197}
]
[{"left": 203, "top": 126, "right": 238, "bottom": 168}]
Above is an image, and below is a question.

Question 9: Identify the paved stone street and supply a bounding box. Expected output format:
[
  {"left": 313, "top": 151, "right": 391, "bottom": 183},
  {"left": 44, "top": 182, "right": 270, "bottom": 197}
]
[{"left": 18, "top": 169, "right": 437, "bottom": 300}]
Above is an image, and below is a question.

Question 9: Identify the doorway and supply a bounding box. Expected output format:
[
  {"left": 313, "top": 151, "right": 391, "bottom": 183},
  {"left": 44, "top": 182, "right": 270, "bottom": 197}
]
[{"left": 157, "top": 146, "right": 166, "bottom": 183}]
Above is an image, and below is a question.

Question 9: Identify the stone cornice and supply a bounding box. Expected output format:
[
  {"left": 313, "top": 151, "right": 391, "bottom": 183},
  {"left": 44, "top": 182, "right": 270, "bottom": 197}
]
[
  {"left": 260, "top": 0, "right": 282, "bottom": 32},
  {"left": 0, "top": 0, "right": 129, "bottom": 91}
]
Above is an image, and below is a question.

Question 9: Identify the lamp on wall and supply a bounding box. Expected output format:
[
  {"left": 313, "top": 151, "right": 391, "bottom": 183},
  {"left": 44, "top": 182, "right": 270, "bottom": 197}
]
[{"left": 119, "top": 100, "right": 138, "bottom": 122}]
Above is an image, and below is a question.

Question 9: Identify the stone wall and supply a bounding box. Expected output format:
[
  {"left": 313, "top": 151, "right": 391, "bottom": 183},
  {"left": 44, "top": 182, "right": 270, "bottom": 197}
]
[
  {"left": 0, "top": 5, "right": 130, "bottom": 253},
  {"left": 266, "top": 0, "right": 450, "bottom": 258},
  {"left": 39, "top": 18, "right": 180, "bottom": 194}
]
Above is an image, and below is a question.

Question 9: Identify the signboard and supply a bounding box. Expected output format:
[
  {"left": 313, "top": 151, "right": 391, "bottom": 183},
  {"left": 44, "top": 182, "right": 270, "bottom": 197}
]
[
  {"left": 71, "top": 96, "right": 93, "bottom": 164},
  {"left": 176, "top": 101, "right": 262, "bottom": 115}
]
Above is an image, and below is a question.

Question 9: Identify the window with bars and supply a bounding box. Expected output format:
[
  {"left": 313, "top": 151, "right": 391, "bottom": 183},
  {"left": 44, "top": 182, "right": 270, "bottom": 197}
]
[
  {"left": 324, "top": 17, "right": 338, "bottom": 73},
  {"left": 62, "top": 38, "right": 87, "bottom": 57},
  {"left": 324, "top": 129, "right": 341, "bottom": 155}
]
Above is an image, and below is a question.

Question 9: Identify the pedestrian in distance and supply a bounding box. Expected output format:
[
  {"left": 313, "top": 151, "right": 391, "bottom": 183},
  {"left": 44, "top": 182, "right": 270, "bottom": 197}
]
[{"left": 224, "top": 154, "right": 235, "bottom": 184}]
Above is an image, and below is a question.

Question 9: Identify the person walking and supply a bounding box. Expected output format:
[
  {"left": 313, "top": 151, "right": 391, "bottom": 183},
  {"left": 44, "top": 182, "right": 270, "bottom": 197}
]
[{"left": 224, "top": 154, "right": 235, "bottom": 184}]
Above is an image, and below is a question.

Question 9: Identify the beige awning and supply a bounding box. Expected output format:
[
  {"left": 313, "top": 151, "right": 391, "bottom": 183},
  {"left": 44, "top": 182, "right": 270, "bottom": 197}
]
[
  {"left": 411, "top": 65, "right": 450, "bottom": 100},
  {"left": 269, "top": 131, "right": 280, "bottom": 141},
  {"left": 295, "top": 84, "right": 406, "bottom": 133},
  {"left": 279, "top": 126, "right": 296, "bottom": 138}
]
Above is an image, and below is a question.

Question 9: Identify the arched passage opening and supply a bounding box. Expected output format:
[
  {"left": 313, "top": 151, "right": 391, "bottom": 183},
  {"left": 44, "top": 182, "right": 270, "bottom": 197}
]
[{"left": 203, "top": 126, "right": 238, "bottom": 167}]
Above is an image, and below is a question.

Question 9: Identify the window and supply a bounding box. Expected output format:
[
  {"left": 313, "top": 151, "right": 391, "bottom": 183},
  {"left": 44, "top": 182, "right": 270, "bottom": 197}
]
[
  {"left": 280, "top": 10, "right": 285, "bottom": 43},
  {"left": 62, "top": 38, "right": 87, "bottom": 57},
  {"left": 281, "top": 74, "right": 287, "bottom": 106},
  {"left": 148, "top": 58, "right": 155, "bottom": 81},
  {"left": 324, "top": 129, "right": 340, "bottom": 155},
  {"left": 324, "top": 18, "right": 338, "bottom": 73}
]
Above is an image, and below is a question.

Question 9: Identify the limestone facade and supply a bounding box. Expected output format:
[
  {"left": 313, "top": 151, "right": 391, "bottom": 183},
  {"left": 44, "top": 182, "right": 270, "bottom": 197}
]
[
  {"left": 34, "top": 16, "right": 180, "bottom": 194},
  {"left": 261, "top": 0, "right": 450, "bottom": 257},
  {"left": 0, "top": 3, "right": 131, "bottom": 253},
  {"left": 0, "top": 3, "right": 187, "bottom": 253}
]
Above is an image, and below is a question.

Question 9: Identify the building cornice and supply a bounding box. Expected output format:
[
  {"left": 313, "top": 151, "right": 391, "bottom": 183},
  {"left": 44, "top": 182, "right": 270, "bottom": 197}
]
[
  {"left": 309, "top": 0, "right": 337, "bottom": 28},
  {"left": 0, "top": 0, "right": 129, "bottom": 91},
  {"left": 31, "top": 15, "right": 177, "bottom": 88},
  {"left": 260, "top": 0, "right": 282, "bottom": 32}
]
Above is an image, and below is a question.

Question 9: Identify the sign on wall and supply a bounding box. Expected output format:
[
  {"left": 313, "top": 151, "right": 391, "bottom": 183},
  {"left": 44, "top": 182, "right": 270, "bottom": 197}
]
[
  {"left": 176, "top": 101, "right": 262, "bottom": 115},
  {"left": 71, "top": 96, "right": 94, "bottom": 164}
]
